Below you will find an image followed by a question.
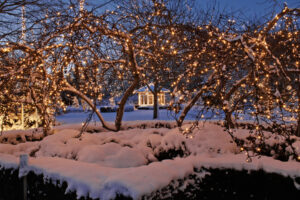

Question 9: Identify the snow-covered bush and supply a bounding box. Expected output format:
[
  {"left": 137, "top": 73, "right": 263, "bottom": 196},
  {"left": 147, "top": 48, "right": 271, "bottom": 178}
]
[
  {"left": 227, "top": 122, "right": 300, "bottom": 162},
  {"left": 0, "top": 121, "right": 299, "bottom": 199},
  {"left": 1, "top": 163, "right": 300, "bottom": 200},
  {"left": 142, "top": 167, "right": 300, "bottom": 200}
]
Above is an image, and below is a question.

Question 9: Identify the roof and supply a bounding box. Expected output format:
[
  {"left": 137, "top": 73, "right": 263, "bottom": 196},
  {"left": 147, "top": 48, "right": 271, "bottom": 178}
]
[{"left": 136, "top": 83, "right": 170, "bottom": 93}]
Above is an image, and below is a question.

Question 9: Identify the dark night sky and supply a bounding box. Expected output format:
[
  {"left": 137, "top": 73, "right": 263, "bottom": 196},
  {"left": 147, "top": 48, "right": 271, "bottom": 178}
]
[
  {"left": 90, "top": 0, "right": 300, "bottom": 21},
  {"left": 197, "top": 0, "right": 300, "bottom": 17},
  {"left": 89, "top": 0, "right": 300, "bottom": 17}
]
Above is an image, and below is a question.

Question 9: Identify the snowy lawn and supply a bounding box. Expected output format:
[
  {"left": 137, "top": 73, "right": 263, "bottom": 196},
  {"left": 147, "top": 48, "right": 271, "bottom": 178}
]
[
  {"left": 0, "top": 119, "right": 300, "bottom": 199},
  {"left": 55, "top": 109, "right": 215, "bottom": 124}
]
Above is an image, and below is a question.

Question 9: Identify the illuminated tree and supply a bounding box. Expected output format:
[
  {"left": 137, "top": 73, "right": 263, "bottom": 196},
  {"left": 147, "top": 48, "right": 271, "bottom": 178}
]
[
  {"left": 0, "top": 0, "right": 69, "bottom": 42},
  {"left": 209, "top": 5, "right": 300, "bottom": 161},
  {"left": 0, "top": 0, "right": 299, "bottom": 162}
]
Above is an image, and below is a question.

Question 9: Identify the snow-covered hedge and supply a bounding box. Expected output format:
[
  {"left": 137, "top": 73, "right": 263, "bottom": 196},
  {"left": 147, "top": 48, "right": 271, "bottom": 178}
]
[
  {"left": 143, "top": 167, "right": 300, "bottom": 200},
  {"left": 0, "top": 164, "right": 299, "bottom": 200},
  {"left": 0, "top": 122, "right": 300, "bottom": 199},
  {"left": 0, "top": 167, "right": 132, "bottom": 200}
]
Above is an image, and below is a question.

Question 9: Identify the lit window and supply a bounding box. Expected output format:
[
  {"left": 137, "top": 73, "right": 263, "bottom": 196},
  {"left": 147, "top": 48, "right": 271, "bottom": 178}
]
[
  {"left": 141, "top": 94, "right": 147, "bottom": 105},
  {"left": 149, "top": 95, "right": 153, "bottom": 105},
  {"left": 158, "top": 93, "right": 165, "bottom": 105}
]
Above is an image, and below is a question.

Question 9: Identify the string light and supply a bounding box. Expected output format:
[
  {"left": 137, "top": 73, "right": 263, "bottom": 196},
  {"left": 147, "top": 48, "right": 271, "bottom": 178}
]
[{"left": 0, "top": 1, "right": 299, "bottom": 161}]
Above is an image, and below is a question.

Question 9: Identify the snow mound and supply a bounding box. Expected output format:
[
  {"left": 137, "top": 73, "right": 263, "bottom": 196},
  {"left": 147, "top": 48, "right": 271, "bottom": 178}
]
[{"left": 0, "top": 121, "right": 299, "bottom": 199}]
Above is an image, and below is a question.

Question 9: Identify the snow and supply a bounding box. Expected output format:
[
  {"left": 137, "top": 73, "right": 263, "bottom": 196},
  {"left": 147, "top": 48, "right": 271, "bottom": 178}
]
[
  {"left": 55, "top": 107, "right": 222, "bottom": 125},
  {"left": 0, "top": 120, "right": 299, "bottom": 199},
  {"left": 56, "top": 109, "right": 174, "bottom": 124},
  {"left": 19, "top": 154, "right": 30, "bottom": 177},
  {"left": 77, "top": 143, "right": 148, "bottom": 168},
  {"left": 0, "top": 153, "right": 19, "bottom": 170}
]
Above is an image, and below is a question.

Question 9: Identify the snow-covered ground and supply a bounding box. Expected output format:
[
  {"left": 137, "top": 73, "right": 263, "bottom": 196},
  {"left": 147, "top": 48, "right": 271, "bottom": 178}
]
[
  {"left": 56, "top": 108, "right": 223, "bottom": 125},
  {"left": 56, "top": 106, "right": 296, "bottom": 126},
  {"left": 0, "top": 120, "right": 300, "bottom": 199},
  {"left": 57, "top": 109, "right": 173, "bottom": 124}
]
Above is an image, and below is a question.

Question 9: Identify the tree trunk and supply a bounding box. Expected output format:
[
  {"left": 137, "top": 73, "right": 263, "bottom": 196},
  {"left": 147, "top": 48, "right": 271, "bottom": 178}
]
[
  {"left": 63, "top": 83, "right": 116, "bottom": 131},
  {"left": 115, "top": 41, "right": 140, "bottom": 131},
  {"left": 30, "top": 88, "right": 52, "bottom": 136},
  {"left": 177, "top": 74, "right": 215, "bottom": 127},
  {"left": 177, "top": 89, "right": 205, "bottom": 127},
  {"left": 296, "top": 78, "right": 300, "bottom": 137},
  {"left": 115, "top": 77, "right": 139, "bottom": 131},
  {"left": 296, "top": 115, "right": 300, "bottom": 137},
  {"left": 153, "top": 83, "right": 158, "bottom": 119},
  {"left": 225, "top": 111, "right": 234, "bottom": 129}
]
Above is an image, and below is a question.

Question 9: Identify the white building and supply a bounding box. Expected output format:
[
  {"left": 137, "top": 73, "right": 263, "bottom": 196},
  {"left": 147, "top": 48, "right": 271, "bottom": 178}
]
[{"left": 136, "top": 84, "right": 170, "bottom": 108}]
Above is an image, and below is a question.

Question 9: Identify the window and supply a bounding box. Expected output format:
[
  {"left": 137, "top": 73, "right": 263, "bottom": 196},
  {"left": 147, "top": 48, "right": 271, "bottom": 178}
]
[
  {"left": 140, "top": 93, "right": 147, "bottom": 105},
  {"left": 149, "top": 95, "right": 153, "bottom": 105},
  {"left": 158, "top": 93, "right": 165, "bottom": 105}
]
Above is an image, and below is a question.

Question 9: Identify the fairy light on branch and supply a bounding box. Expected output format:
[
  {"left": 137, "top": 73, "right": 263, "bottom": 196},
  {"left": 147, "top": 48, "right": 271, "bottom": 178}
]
[
  {"left": 80, "top": 0, "right": 85, "bottom": 14},
  {"left": 21, "top": 4, "right": 26, "bottom": 43}
]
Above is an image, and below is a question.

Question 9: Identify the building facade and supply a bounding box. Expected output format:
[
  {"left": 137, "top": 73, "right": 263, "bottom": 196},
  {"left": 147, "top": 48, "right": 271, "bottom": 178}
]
[{"left": 136, "top": 84, "right": 170, "bottom": 108}]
